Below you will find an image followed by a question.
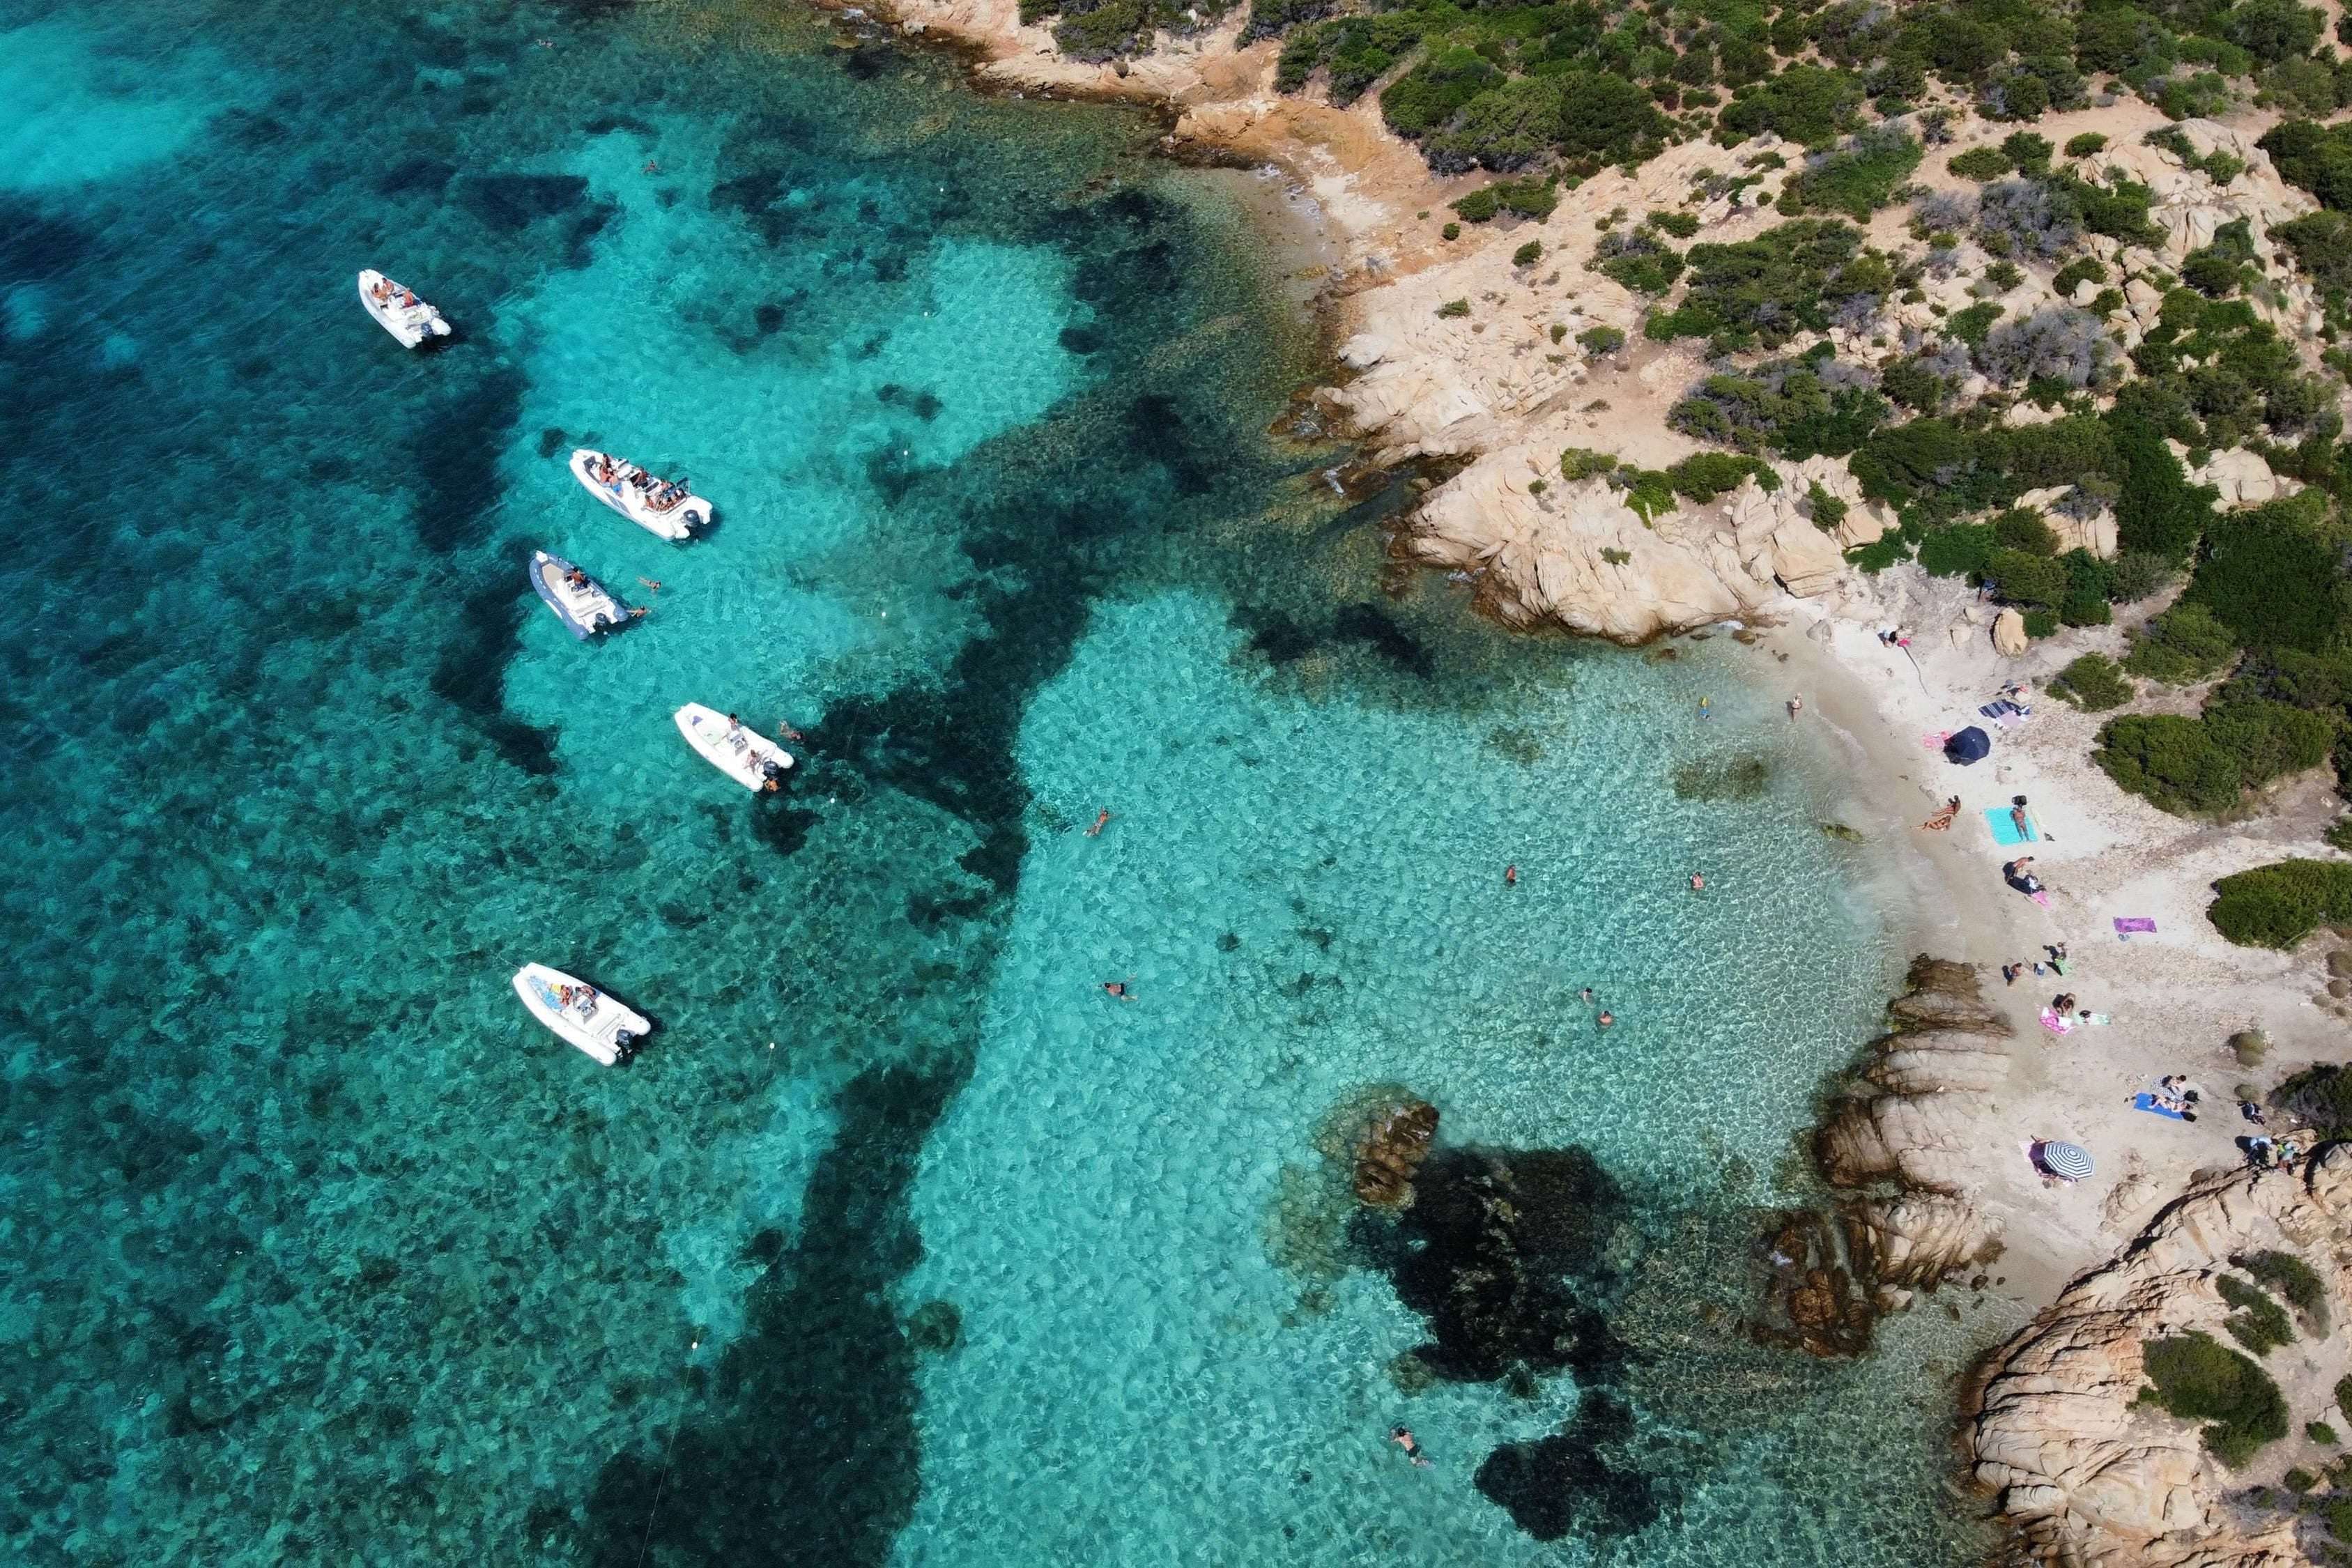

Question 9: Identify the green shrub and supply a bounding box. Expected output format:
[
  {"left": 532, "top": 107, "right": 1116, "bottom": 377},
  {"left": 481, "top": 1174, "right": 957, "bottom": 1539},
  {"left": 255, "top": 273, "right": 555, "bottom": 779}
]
[
  {"left": 1946, "top": 301, "right": 2003, "bottom": 346},
  {"left": 1513, "top": 240, "right": 1543, "bottom": 268},
  {"left": 2261, "top": 119, "right": 2352, "bottom": 212},
  {"left": 2309, "top": 1422, "right": 2339, "bottom": 1445},
  {"left": 1666, "top": 452, "right": 1776, "bottom": 504},
  {"left": 2243, "top": 1251, "right": 2332, "bottom": 1332},
  {"left": 1650, "top": 210, "right": 1700, "bottom": 239},
  {"left": 2095, "top": 701, "right": 2332, "bottom": 815},
  {"left": 1717, "top": 63, "right": 1865, "bottom": 149},
  {"left": 2066, "top": 132, "right": 2109, "bottom": 157},
  {"left": 1806, "top": 482, "right": 1848, "bottom": 532},
  {"left": 1994, "top": 507, "right": 2061, "bottom": 556},
  {"left": 2022, "top": 608, "right": 2059, "bottom": 638},
  {"left": 1436, "top": 299, "right": 1470, "bottom": 319},
  {"left": 1918, "top": 523, "right": 1997, "bottom": 578},
  {"left": 1783, "top": 128, "right": 1923, "bottom": 220},
  {"left": 1451, "top": 174, "right": 1558, "bottom": 224},
  {"left": 1645, "top": 220, "right": 1877, "bottom": 350},
  {"left": 1949, "top": 146, "right": 2013, "bottom": 181},
  {"left": 2125, "top": 603, "right": 2239, "bottom": 684},
  {"left": 1599, "top": 546, "right": 1631, "bottom": 565},
  {"left": 1577, "top": 325, "right": 1627, "bottom": 358},
  {"left": 2219, "top": 1274, "right": 2296, "bottom": 1356},
  {"left": 2185, "top": 493, "right": 2352, "bottom": 655},
  {"left": 2330, "top": 1496, "right": 2352, "bottom": 1544},
  {"left": 1985, "top": 548, "right": 2069, "bottom": 606},
  {"left": 1052, "top": 0, "right": 1148, "bottom": 59},
  {"left": 1845, "top": 534, "right": 1909, "bottom": 571},
  {"left": 1560, "top": 447, "right": 1617, "bottom": 482},
  {"left": 2053, "top": 256, "right": 2110, "bottom": 298},
  {"left": 2053, "top": 653, "right": 2136, "bottom": 711},
  {"left": 2209, "top": 859, "right": 2352, "bottom": 947},
  {"left": 1594, "top": 230, "right": 1686, "bottom": 294},
  {"left": 1441, "top": 221, "right": 1460, "bottom": 241},
  {"left": 2337, "top": 1374, "right": 2352, "bottom": 1416},
  {"left": 2287, "top": 1466, "right": 2320, "bottom": 1493},
  {"left": 1382, "top": 45, "right": 1502, "bottom": 139},
  {"left": 2110, "top": 551, "right": 2178, "bottom": 604},
  {"left": 2139, "top": 1330, "right": 2289, "bottom": 1468}
]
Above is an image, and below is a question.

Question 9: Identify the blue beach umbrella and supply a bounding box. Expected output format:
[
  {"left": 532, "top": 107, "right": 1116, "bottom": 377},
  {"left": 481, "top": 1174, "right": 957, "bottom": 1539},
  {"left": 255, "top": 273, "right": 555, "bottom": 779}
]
[{"left": 2040, "top": 1140, "right": 2093, "bottom": 1180}]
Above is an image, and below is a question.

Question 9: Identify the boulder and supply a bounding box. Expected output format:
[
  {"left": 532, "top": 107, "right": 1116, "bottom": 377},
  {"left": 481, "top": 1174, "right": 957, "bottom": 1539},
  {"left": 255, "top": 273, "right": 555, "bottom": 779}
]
[
  {"left": 1337, "top": 332, "right": 1392, "bottom": 371},
  {"left": 1351, "top": 1098, "right": 1438, "bottom": 1208},
  {"left": 2191, "top": 447, "right": 2284, "bottom": 507},
  {"left": 1992, "top": 608, "right": 2029, "bottom": 656}
]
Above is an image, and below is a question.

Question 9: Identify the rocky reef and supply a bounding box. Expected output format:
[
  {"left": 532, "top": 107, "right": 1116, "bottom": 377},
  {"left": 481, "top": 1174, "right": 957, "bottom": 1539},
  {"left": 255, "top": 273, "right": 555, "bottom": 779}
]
[
  {"left": 1349, "top": 1097, "right": 1437, "bottom": 1208},
  {"left": 1757, "top": 956, "right": 2013, "bottom": 1358},
  {"left": 1962, "top": 1148, "right": 2352, "bottom": 1567}
]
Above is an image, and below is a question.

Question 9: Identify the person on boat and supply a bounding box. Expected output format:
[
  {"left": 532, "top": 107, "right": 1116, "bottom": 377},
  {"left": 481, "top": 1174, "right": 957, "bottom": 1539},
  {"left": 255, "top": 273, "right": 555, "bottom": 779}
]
[
  {"left": 727, "top": 714, "right": 742, "bottom": 732},
  {"left": 567, "top": 566, "right": 589, "bottom": 588},
  {"left": 370, "top": 277, "right": 392, "bottom": 303}
]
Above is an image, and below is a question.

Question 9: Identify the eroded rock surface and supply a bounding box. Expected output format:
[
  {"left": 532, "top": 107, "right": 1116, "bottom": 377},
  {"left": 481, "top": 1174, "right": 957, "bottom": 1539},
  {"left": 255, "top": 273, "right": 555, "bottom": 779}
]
[{"left": 1963, "top": 1146, "right": 2352, "bottom": 1567}]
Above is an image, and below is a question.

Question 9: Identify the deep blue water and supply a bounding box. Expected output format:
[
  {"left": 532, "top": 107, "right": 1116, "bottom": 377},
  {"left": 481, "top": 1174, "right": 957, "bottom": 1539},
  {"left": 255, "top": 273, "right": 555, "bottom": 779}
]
[{"left": 1, "top": 1, "right": 1997, "bottom": 1564}]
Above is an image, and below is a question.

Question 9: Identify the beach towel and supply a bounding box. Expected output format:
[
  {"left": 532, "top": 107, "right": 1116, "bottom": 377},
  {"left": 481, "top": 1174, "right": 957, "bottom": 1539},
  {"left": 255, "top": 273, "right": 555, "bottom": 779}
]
[
  {"left": 2030, "top": 890, "right": 2051, "bottom": 907},
  {"left": 1985, "top": 808, "right": 2040, "bottom": 846},
  {"left": 1922, "top": 730, "right": 1953, "bottom": 751},
  {"left": 2039, "top": 1008, "right": 2075, "bottom": 1036},
  {"left": 2132, "top": 1093, "right": 2189, "bottom": 1121},
  {"left": 2080, "top": 1012, "right": 2111, "bottom": 1027},
  {"left": 2113, "top": 917, "right": 2156, "bottom": 936}
]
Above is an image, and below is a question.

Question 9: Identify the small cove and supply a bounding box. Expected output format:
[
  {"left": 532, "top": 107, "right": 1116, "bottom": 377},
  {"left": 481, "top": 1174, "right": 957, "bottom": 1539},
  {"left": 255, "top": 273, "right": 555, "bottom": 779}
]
[{"left": 0, "top": 0, "right": 2003, "bottom": 1562}]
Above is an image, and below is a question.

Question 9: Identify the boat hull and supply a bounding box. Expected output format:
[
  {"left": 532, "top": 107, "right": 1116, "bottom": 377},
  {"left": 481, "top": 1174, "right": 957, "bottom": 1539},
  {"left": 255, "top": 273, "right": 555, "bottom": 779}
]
[
  {"left": 568, "top": 448, "right": 709, "bottom": 541},
  {"left": 512, "top": 963, "right": 652, "bottom": 1067},
  {"left": 528, "top": 550, "right": 627, "bottom": 641},
  {"left": 674, "top": 703, "right": 794, "bottom": 792},
  {"left": 358, "top": 269, "right": 450, "bottom": 348}
]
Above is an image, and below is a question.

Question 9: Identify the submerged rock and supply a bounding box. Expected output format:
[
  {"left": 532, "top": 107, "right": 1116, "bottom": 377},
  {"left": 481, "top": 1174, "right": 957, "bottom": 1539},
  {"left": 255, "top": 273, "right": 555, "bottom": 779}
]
[
  {"left": 1474, "top": 1392, "right": 1659, "bottom": 1542},
  {"left": 1351, "top": 1098, "right": 1438, "bottom": 1208},
  {"left": 1356, "top": 1144, "right": 1628, "bottom": 1385},
  {"left": 902, "top": 1300, "right": 960, "bottom": 1355}
]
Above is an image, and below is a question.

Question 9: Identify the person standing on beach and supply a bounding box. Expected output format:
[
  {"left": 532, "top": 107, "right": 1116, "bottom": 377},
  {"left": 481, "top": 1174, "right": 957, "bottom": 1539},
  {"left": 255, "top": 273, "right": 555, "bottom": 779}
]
[{"left": 1787, "top": 695, "right": 1803, "bottom": 720}]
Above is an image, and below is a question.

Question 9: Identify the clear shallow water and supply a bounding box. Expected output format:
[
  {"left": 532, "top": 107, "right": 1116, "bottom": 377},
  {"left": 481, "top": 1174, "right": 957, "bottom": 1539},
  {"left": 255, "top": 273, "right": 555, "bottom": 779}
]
[{"left": 0, "top": 1, "right": 1992, "bottom": 1563}]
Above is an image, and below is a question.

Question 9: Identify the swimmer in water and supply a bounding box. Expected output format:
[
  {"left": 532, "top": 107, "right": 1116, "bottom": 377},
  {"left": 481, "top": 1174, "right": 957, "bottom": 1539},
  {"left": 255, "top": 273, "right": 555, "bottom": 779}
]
[
  {"left": 637, "top": 577, "right": 662, "bottom": 594},
  {"left": 1102, "top": 979, "right": 1135, "bottom": 1002},
  {"left": 1690, "top": 872, "right": 1705, "bottom": 891},
  {"left": 1390, "top": 1427, "right": 1432, "bottom": 1468},
  {"left": 1504, "top": 864, "right": 1516, "bottom": 886},
  {"left": 1597, "top": 1010, "right": 1615, "bottom": 1028},
  {"left": 1580, "top": 987, "right": 1594, "bottom": 1004},
  {"left": 1086, "top": 810, "right": 1112, "bottom": 837}
]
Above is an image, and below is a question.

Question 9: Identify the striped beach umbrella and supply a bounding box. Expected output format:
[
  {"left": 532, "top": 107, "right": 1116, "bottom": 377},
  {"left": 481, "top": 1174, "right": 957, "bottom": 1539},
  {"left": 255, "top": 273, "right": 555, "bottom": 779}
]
[{"left": 2040, "top": 1140, "right": 2094, "bottom": 1180}]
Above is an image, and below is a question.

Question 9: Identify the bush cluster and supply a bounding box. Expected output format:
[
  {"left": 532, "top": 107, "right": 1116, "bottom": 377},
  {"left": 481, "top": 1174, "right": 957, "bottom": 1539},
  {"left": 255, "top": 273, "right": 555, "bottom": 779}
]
[
  {"left": 2095, "top": 700, "right": 2333, "bottom": 815},
  {"left": 1645, "top": 220, "right": 1893, "bottom": 353},
  {"left": 2052, "top": 653, "right": 2135, "bottom": 711},
  {"left": 2138, "top": 1330, "right": 2289, "bottom": 1468},
  {"left": 2237, "top": 1250, "right": 2330, "bottom": 1335},
  {"left": 2208, "top": 859, "right": 2352, "bottom": 947},
  {"left": 2218, "top": 1274, "right": 2296, "bottom": 1356}
]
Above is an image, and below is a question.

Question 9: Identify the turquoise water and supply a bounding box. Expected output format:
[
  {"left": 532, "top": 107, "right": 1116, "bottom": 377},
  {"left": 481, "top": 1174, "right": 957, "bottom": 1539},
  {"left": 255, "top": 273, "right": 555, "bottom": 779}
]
[{"left": 0, "top": 1, "right": 1993, "bottom": 1563}]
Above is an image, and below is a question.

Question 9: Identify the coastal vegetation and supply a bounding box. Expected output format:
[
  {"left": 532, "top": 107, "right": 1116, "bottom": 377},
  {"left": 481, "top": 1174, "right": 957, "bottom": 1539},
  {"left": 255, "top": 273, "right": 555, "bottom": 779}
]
[{"left": 2137, "top": 1330, "right": 2289, "bottom": 1468}]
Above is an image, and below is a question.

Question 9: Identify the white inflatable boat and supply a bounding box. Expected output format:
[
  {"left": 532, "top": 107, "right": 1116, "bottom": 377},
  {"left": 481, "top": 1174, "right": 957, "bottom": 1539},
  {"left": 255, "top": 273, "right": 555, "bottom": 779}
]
[
  {"left": 357, "top": 269, "right": 451, "bottom": 348},
  {"left": 569, "top": 448, "right": 710, "bottom": 540},
  {"left": 528, "top": 550, "right": 633, "bottom": 640},
  {"left": 512, "top": 963, "right": 652, "bottom": 1067},
  {"left": 674, "top": 703, "right": 794, "bottom": 792}
]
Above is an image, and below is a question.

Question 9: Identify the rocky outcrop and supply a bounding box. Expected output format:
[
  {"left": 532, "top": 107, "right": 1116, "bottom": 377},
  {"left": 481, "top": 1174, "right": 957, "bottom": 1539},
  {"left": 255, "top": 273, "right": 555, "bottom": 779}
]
[
  {"left": 1760, "top": 959, "right": 2012, "bottom": 1356},
  {"left": 1962, "top": 1145, "right": 2352, "bottom": 1567},
  {"left": 1351, "top": 1098, "right": 1438, "bottom": 1208}
]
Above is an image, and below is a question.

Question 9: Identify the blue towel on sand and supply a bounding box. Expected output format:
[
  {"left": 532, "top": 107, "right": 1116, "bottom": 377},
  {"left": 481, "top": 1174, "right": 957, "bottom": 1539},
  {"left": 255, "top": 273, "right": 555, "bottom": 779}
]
[
  {"left": 2133, "top": 1093, "right": 2188, "bottom": 1121},
  {"left": 1986, "top": 808, "right": 2040, "bottom": 846}
]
